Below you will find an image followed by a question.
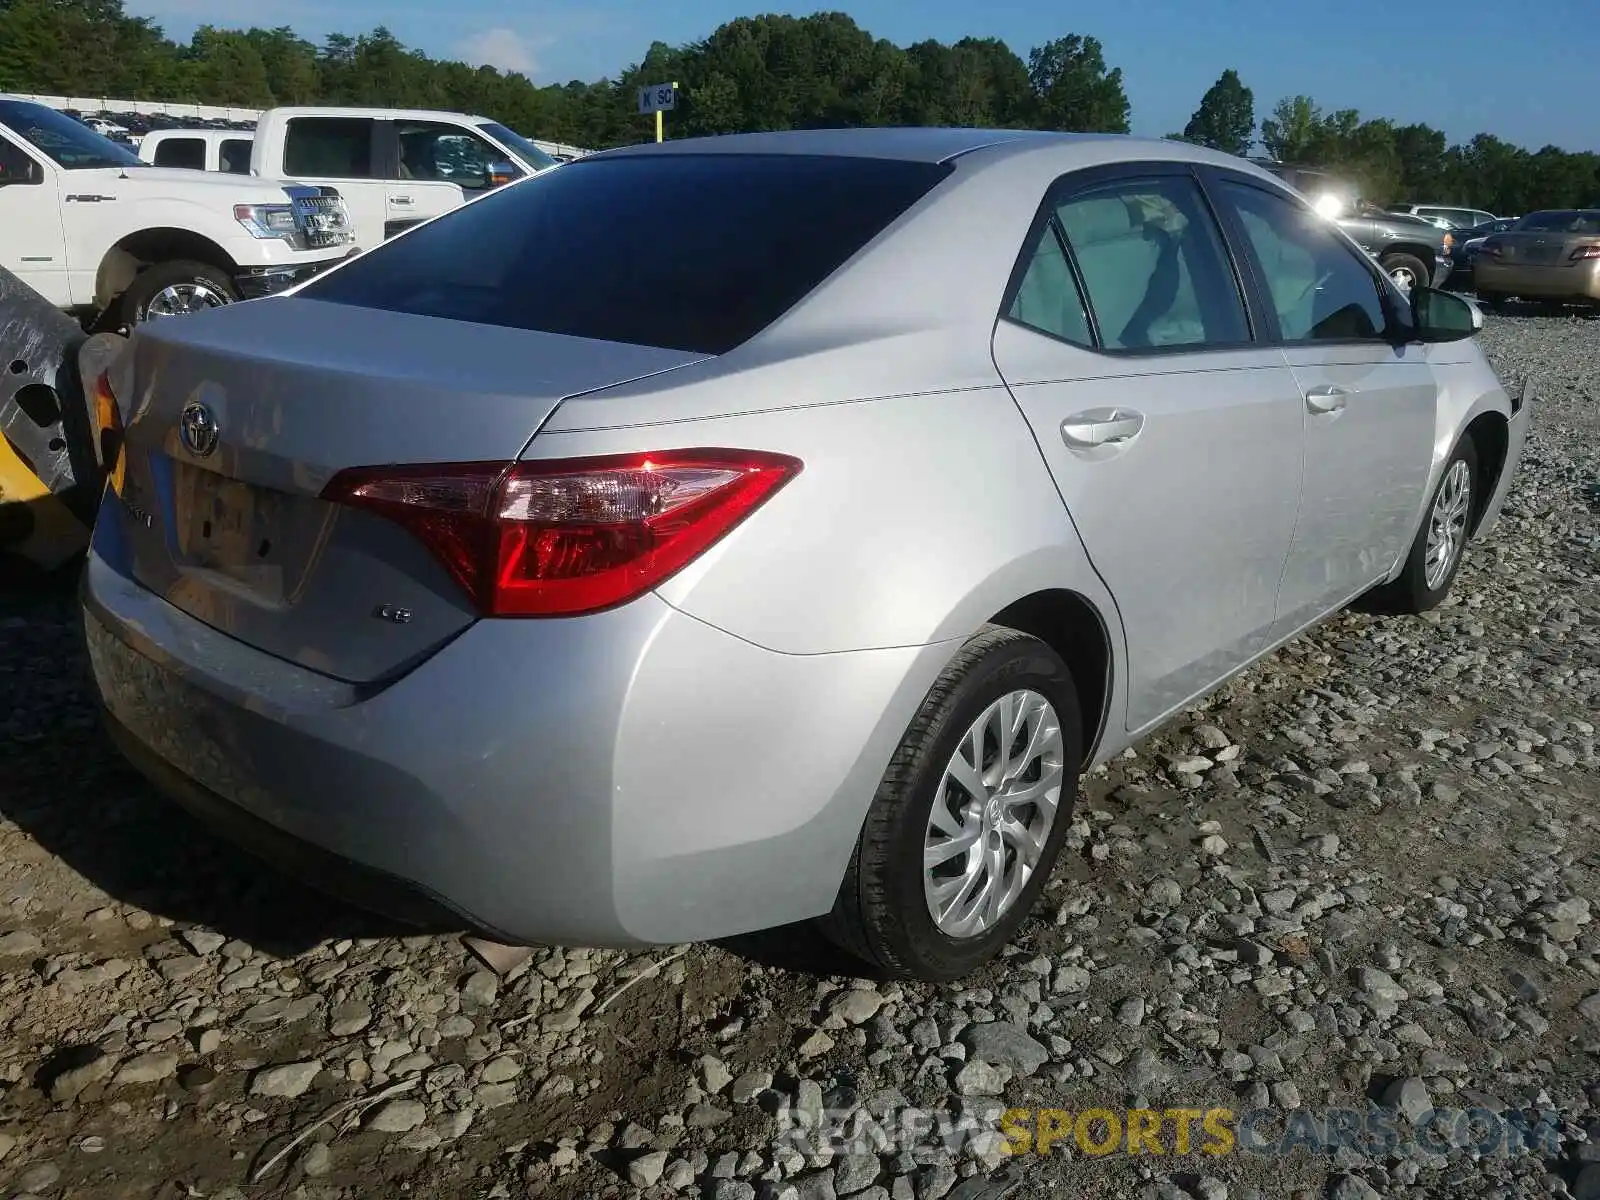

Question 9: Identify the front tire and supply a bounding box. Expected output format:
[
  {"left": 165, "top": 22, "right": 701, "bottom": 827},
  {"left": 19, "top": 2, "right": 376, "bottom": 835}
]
[
  {"left": 1381, "top": 252, "right": 1431, "bottom": 294},
  {"left": 1366, "top": 436, "right": 1479, "bottom": 615},
  {"left": 821, "top": 625, "right": 1083, "bottom": 982},
  {"left": 118, "top": 260, "right": 238, "bottom": 328}
]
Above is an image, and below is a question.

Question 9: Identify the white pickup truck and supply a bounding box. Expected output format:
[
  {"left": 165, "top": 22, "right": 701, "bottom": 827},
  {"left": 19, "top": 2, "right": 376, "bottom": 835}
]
[
  {"left": 0, "top": 96, "right": 354, "bottom": 328},
  {"left": 249, "top": 107, "right": 558, "bottom": 250}
]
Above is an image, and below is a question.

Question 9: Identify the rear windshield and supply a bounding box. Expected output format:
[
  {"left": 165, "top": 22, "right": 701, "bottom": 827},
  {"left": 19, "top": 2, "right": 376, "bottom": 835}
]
[
  {"left": 296, "top": 152, "right": 953, "bottom": 354},
  {"left": 1516, "top": 210, "right": 1600, "bottom": 233}
]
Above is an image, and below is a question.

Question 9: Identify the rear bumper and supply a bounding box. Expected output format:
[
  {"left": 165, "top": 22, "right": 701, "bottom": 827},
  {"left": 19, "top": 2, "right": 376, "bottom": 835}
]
[
  {"left": 233, "top": 250, "right": 356, "bottom": 301},
  {"left": 80, "top": 545, "right": 948, "bottom": 947},
  {"left": 1475, "top": 259, "right": 1600, "bottom": 302}
]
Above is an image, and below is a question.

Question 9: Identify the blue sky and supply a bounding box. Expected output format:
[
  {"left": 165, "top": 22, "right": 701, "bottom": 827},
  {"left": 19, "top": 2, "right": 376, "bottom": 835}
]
[{"left": 127, "top": 0, "right": 1600, "bottom": 152}]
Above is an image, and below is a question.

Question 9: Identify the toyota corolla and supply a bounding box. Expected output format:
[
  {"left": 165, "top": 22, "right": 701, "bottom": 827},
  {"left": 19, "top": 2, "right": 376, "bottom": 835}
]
[{"left": 83, "top": 129, "right": 1529, "bottom": 982}]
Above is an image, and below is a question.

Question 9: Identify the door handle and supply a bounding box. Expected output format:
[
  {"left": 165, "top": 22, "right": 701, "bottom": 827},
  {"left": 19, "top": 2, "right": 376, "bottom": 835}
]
[
  {"left": 1060, "top": 408, "right": 1146, "bottom": 450},
  {"left": 1304, "top": 385, "right": 1348, "bottom": 414},
  {"left": 391, "top": 196, "right": 413, "bottom": 205}
]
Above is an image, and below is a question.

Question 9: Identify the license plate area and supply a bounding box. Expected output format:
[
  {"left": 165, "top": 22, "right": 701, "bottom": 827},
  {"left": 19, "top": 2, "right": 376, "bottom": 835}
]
[{"left": 172, "top": 460, "right": 287, "bottom": 594}]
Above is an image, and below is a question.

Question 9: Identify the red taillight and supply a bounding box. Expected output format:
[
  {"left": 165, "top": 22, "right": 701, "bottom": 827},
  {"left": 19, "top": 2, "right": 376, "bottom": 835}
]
[
  {"left": 321, "top": 449, "right": 803, "bottom": 617},
  {"left": 1570, "top": 244, "right": 1600, "bottom": 261}
]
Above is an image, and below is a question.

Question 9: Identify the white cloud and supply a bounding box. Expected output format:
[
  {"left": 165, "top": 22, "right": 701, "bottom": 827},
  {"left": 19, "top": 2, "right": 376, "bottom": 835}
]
[{"left": 455, "top": 27, "right": 540, "bottom": 78}]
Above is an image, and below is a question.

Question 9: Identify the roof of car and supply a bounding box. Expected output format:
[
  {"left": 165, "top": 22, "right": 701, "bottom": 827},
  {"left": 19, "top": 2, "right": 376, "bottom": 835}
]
[
  {"left": 589, "top": 126, "right": 1218, "bottom": 165},
  {"left": 260, "top": 106, "right": 494, "bottom": 125}
]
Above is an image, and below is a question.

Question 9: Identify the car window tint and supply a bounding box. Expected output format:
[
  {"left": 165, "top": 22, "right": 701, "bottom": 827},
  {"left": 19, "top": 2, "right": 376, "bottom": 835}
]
[
  {"left": 1053, "top": 177, "right": 1248, "bottom": 351},
  {"left": 395, "top": 121, "right": 503, "bottom": 189},
  {"left": 1218, "top": 181, "right": 1389, "bottom": 343},
  {"left": 297, "top": 153, "right": 952, "bottom": 355},
  {"left": 220, "top": 138, "right": 252, "bottom": 174},
  {"left": 152, "top": 137, "right": 205, "bottom": 170},
  {"left": 0, "top": 135, "right": 35, "bottom": 182},
  {"left": 284, "top": 118, "right": 374, "bottom": 178},
  {"left": 1007, "top": 225, "right": 1092, "bottom": 345}
]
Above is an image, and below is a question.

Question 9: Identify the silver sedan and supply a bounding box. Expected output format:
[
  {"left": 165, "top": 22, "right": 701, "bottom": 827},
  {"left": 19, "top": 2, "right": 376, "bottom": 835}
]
[{"left": 82, "top": 128, "right": 1530, "bottom": 982}]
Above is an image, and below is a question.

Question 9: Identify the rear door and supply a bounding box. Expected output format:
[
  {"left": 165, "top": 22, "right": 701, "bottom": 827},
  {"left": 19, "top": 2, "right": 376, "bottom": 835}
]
[
  {"left": 990, "top": 164, "right": 1306, "bottom": 733},
  {"left": 280, "top": 116, "right": 387, "bottom": 249},
  {"left": 385, "top": 119, "right": 508, "bottom": 235},
  {"left": 1207, "top": 171, "right": 1437, "bottom": 635}
]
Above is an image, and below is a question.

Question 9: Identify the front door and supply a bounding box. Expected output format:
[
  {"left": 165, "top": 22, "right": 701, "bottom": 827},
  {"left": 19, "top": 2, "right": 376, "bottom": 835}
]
[
  {"left": 386, "top": 120, "right": 511, "bottom": 237},
  {"left": 1208, "top": 174, "right": 1438, "bottom": 634},
  {"left": 0, "top": 135, "right": 69, "bottom": 306},
  {"left": 990, "top": 166, "right": 1307, "bottom": 733}
]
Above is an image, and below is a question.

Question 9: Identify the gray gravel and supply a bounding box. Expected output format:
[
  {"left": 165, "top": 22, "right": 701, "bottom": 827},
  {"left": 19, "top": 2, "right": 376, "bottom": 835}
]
[{"left": 0, "top": 310, "right": 1595, "bottom": 1199}]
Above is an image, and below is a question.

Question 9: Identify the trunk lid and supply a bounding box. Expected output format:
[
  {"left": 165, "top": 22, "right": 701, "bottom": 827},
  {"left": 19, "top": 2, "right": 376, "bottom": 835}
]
[
  {"left": 113, "top": 297, "right": 707, "bottom": 683},
  {"left": 1492, "top": 230, "right": 1590, "bottom": 267}
]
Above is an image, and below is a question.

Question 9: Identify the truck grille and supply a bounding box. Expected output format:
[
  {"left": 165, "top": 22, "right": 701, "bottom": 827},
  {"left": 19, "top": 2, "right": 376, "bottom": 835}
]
[{"left": 285, "top": 187, "right": 354, "bottom": 251}]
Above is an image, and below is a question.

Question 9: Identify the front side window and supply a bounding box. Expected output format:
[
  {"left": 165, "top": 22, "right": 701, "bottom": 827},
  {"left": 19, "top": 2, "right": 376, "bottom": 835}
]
[
  {"left": 152, "top": 137, "right": 205, "bottom": 170},
  {"left": 0, "top": 99, "right": 142, "bottom": 170},
  {"left": 1052, "top": 176, "right": 1250, "bottom": 351},
  {"left": 396, "top": 122, "right": 507, "bottom": 190},
  {"left": 1218, "top": 180, "right": 1391, "bottom": 343},
  {"left": 477, "top": 122, "right": 557, "bottom": 171},
  {"left": 297, "top": 152, "right": 952, "bottom": 355},
  {"left": 220, "top": 139, "right": 252, "bottom": 174},
  {"left": 283, "top": 117, "right": 374, "bottom": 178}
]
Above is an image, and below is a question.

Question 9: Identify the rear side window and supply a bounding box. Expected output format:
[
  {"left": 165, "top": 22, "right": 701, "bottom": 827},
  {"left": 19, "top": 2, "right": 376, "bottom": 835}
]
[
  {"left": 1054, "top": 177, "right": 1250, "bottom": 351},
  {"left": 1006, "top": 225, "right": 1092, "bottom": 345},
  {"left": 297, "top": 153, "right": 953, "bottom": 354},
  {"left": 152, "top": 137, "right": 204, "bottom": 170},
  {"left": 220, "top": 138, "right": 252, "bottom": 174},
  {"left": 284, "top": 118, "right": 374, "bottom": 178}
]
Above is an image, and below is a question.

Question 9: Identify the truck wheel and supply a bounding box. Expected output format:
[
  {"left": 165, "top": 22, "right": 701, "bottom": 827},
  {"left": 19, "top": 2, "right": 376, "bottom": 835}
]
[
  {"left": 119, "top": 261, "right": 238, "bottom": 326},
  {"left": 1380, "top": 252, "right": 1430, "bottom": 294}
]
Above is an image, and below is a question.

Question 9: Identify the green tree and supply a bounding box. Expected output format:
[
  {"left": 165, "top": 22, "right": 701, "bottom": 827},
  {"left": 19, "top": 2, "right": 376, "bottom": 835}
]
[
  {"left": 1182, "top": 68, "right": 1253, "bottom": 155},
  {"left": 1026, "top": 34, "right": 1129, "bottom": 132},
  {"left": 1260, "top": 94, "right": 1320, "bottom": 161}
]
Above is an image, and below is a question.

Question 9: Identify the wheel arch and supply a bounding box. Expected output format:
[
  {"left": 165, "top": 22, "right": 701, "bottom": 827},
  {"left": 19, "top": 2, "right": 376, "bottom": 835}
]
[
  {"left": 988, "top": 588, "right": 1115, "bottom": 765},
  {"left": 1461, "top": 409, "right": 1510, "bottom": 537},
  {"left": 96, "top": 228, "right": 238, "bottom": 311}
]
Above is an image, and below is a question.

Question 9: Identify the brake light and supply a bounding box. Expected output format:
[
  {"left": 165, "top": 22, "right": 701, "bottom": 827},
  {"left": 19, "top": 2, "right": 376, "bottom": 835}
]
[
  {"left": 1571, "top": 245, "right": 1600, "bottom": 261},
  {"left": 321, "top": 449, "right": 803, "bottom": 617}
]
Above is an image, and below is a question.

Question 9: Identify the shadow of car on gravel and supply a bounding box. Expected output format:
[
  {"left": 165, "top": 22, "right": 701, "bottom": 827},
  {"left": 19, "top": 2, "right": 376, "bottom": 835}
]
[{"left": 0, "top": 564, "right": 426, "bottom": 959}]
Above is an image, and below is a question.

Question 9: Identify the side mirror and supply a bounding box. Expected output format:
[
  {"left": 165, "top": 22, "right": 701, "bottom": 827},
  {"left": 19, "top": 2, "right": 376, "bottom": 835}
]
[
  {"left": 486, "top": 161, "right": 522, "bottom": 188},
  {"left": 1410, "top": 286, "right": 1483, "bottom": 342}
]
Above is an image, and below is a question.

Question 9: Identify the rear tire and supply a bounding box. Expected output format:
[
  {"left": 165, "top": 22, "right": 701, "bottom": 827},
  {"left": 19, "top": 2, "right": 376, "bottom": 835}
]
[
  {"left": 1365, "top": 436, "right": 1479, "bottom": 616},
  {"left": 118, "top": 260, "right": 238, "bottom": 328},
  {"left": 820, "top": 625, "right": 1083, "bottom": 982},
  {"left": 1380, "top": 252, "right": 1431, "bottom": 294}
]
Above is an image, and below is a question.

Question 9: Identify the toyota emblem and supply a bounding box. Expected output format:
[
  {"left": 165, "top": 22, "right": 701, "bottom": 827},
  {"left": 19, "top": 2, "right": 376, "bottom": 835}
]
[{"left": 179, "top": 401, "right": 219, "bottom": 457}]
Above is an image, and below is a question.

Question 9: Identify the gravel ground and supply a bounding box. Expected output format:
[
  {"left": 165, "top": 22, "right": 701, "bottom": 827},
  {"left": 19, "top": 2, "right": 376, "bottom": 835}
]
[{"left": 0, "top": 310, "right": 1596, "bottom": 1200}]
